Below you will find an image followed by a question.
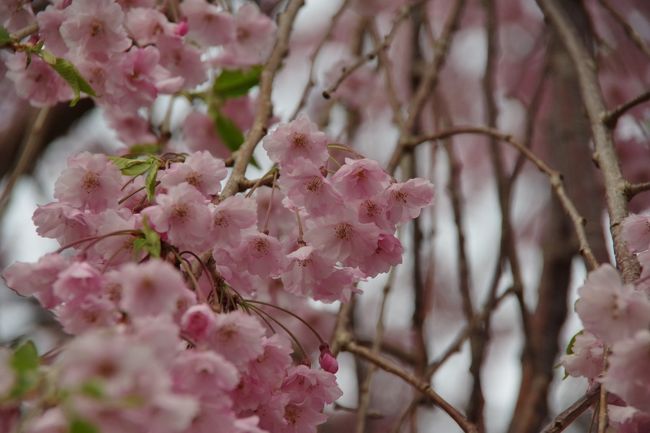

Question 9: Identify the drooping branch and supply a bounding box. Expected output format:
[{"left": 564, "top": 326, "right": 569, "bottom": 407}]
[
  {"left": 536, "top": 0, "right": 637, "bottom": 281},
  {"left": 221, "top": 0, "right": 305, "bottom": 198},
  {"left": 601, "top": 89, "right": 650, "bottom": 129}
]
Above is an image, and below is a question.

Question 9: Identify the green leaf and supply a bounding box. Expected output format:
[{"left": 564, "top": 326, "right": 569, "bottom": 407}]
[
  {"left": 144, "top": 164, "right": 159, "bottom": 202},
  {"left": 565, "top": 330, "right": 583, "bottom": 355},
  {"left": 109, "top": 156, "right": 156, "bottom": 177},
  {"left": 0, "top": 26, "right": 12, "bottom": 47},
  {"left": 11, "top": 341, "right": 39, "bottom": 373},
  {"left": 134, "top": 217, "right": 161, "bottom": 259},
  {"left": 48, "top": 56, "right": 96, "bottom": 106},
  {"left": 69, "top": 418, "right": 99, "bottom": 433},
  {"left": 212, "top": 66, "right": 262, "bottom": 99},
  {"left": 214, "top": 113, "right": 244, "bottom": 152}
]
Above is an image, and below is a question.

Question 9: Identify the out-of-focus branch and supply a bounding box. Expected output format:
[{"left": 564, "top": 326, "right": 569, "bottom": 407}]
[
  {"left": 322, "top": 2, "right": 419, "bottom": 100},
  {"left": 408, "top": 126, "right": 599, "bottom": 270},
  {"left": 601, "top": 89, "right": 650, "bottom": 129},
  {"left": 290, "top": 0, "right": 350, "bottom": 120},
  {"left": 536, "top": 0, "right": 637, "bottom": 281},
  {"left": 596, "top": 0, "right": 650, "bottom": 59},
  {"left": 0, "top": 108, "right": 50, "bottom": 219},
  {"left": 387, "top": 0, "right": 466, "bottom": 174},
  {"left": 221, "top": 0, "right": 305, "bottom": 198},
  {"left": 340, "top": 337, "right": 479, "bottom": 433},
  {"left": 355, "top": 268, "right": 396, "bottom": 433}
]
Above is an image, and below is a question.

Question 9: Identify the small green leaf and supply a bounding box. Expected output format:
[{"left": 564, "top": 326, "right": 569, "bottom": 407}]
[
  {"left": 41, "top": 50, "right": 57, "bottom": 66},
  {"left": 0, "top": 26, "right": 12, "bottom": 47},
  {"left": 212, "top": 66, "right": 262, "bottom": 99},
  {"left": 11, "top": 341, "right": 39, "bottom": 373},
  {"left": 565, "top": 330, "right": 582, "bottom": 355},
  {"left": 144, "top": 164, "right": 159, "bottom": 201},
  {"left": 214, "top": 113, "right": 244, "bottom": 152},
  {"left": 47, "top": 56, "right": 96, "bottom": 106},
  {"left": 134, "top": 217, "right": 161, "bottom": 258},
  {"left": 69, "top": 418, "right": 99, "bottom": 433},
  {"left": 122, "top": 161, "right": 153, "bottom": 177}
]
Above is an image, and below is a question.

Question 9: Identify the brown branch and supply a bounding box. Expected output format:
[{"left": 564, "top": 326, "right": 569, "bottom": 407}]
[
  {"left": 386, "top": 0, "right": 466, "bottom": 174},
  {"left": 341, "top": 337, "right": 479, "bottom": 433},
  {"left": 0, "top": 108, "right": 50, "bottom": 219},
  {"left": 322, "top": 2, "right": 418, "bottom": 100},
  {"left": 221, "top": 0, "right": 305, "bottom": 198},
  {"left": 625, "top": 180, "right": 650, "bottom": 199},
  {"left": 407, "top": 126, "right": 600, "bottom": 270},
  {"left": 536, "top": 0, "right": 637, "bottom": 281},
  {"left": 289, "top": 0, "right": 350, "bottom": 120},
  {"left": 355, "top": 268, "right": 396, "bottom": 433},
  {"left": 596, "top": 0, "right": 650, "bottom": 59},
  {"left": 602, "top": 89, "right": 650, "bottom": 129},
  {"left": 539, "top": 386, "right": 600, "bottom": 433}
]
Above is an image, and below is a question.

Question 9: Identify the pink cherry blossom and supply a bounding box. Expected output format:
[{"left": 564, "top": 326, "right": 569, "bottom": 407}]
[
  {"left": 218, "top": 3, "right": 276, "bottom": 67},
  {"left": 183, "top": 111, "right": 230, "bottom": 158},
  {"left": 311, "top": 267, "right": 360, "bottom": 303},
  {"left": 209, "top": 310, "right": 266, "bottom": 365},
  {"left": 355, "top": 232, "right": 403, "bottom": 277},
  {"left": 603, "top": 330, "right": 650, "bottom": 412},
  {"left": 318, "top": 344, "right": 338, "bottom": 374},
  {"left": 2, "top": 253, "right": 68, "bottom": 308},
  {"left": 180, "top": 0, "right": 235, "bottom": 47},
  {"left": 385, "top": 178, "right": 435, "bottom": 225},
  {"left": 143, "top": 183, "right": 213, "bottom": 251},
  {"left": 32, "top": 203, "right": 92, "bottom": 246},
  {"left": 104, "top": 108, "right": 157, "bottom": 146},
  {"left": 263, "top": 115, "right": 329, "bottom": 170},
  {"left": 210, "top": 195, "right": 258, "bottom": 247},
  {"left": 304, "top": 213, "right": 380, "bottom": 266},
  {"left": 5, "top": 53, "right": 73, "bottom": 107},
  {"left": 124, "top": 7, "right": 174, "bottom": 46},
  {"left": 171, "top": 350, "right": 240, "bottom": 397},
  {"left": 281, "top": 246, "right": 336, "bottom": 297},
  {"left": 560, "top": 331, "right": 605, "bottom": 379},
  {"left": 60, "top": 0, "right": 131, "bottom": 61},
  {"left": 52, "top": 262, "right": 104, "bottom": 305},
  {"left": 118, "top": 260, "right": 195, "bottom": 318},
  {"left": 55, "top": 294, "right": 118, "bottom": 334},
  {"left": 278, "top": 158, "right": 343, "bottom": 217},
  {"left": 357, "top": 196, "right": 391, "bottom": 229},
  {"left": 36, "top": 6, "right": 68, "bottom": 56},
  {"left": 54, "top": 152, "right": 123, "bottom": 212},
  {"left": 157, "top": 35, "right": 207, "bottom": 89},
  {"left": 160, "top": 151, "right": 227, "bottom": 197},
  {"left": 331, "top": 157, "right": 392, "bottom": 200},
  {"left": 576, "top": 264, "right": 650, "bottom": 345},
  {"left": 181, "top": 304, "right": 217, "bottom": 343},
  {"left": 282, "top": 364, "right": 343, "bottom": 407},
  {"left": 234, "top": 232, "right": 286, "bottom": 278},
  {"left": 0, "top": 0, "right": 34, "bottom": 33}
]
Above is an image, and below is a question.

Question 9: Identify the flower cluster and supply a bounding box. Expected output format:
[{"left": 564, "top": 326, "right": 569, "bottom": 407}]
[
  {"left": 2, "top": 112, "right": 432, "bottom": 432},
  {"left": 562, "top": 214, "right": 650, "bottom": 430},
  {"left": 0, "top": 2, "right": 435, "bottom": 432}
]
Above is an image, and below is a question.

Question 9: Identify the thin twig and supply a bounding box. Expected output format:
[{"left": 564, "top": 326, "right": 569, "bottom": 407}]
[
  {"left": 341, "top": 337, "right": 478, "bottom": 433},
  {"left": 596, "top": 0, "right": 650, "bottom": 59},
  {"left": 407, "top": 126, "right": 600, "bottom": 270},
  {"left": 290, "top": 0, "right": 350, "bottom": 120},
  {"left": 601, "top": 89, "right": 650, "bottom": 129},
  {"left": 386, "top": 0, "right": 466, "bottom": 174},
  {"left": 539, "top": 386, "right": 600, "bottom": 433},
  {"left": 322, "top": 3, "right": 419, "bottom": 100}
]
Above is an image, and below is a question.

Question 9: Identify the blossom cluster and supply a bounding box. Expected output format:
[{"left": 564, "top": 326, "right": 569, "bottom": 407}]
[
  {"left": 2, "top": 0, "right": 273, "bottom": 148},
  {"left": 0, "top": 1, "right": 435, "bottom": 432},
  {"left": 561, "top": 214, "right": 650, "bottom": 431}
]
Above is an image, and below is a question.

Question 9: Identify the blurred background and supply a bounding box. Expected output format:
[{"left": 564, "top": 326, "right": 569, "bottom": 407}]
[{"left": 1, "top": 0, "right": 649, "bottom": 432}]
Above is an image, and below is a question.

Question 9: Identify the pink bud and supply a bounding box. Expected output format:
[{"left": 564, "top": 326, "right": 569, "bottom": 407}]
[
  {"left": 319, "top": 344, "right": 339, "bottom": 374},
  {"left": 175, "top": 19, "right": 189, "bottom": 37}
]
